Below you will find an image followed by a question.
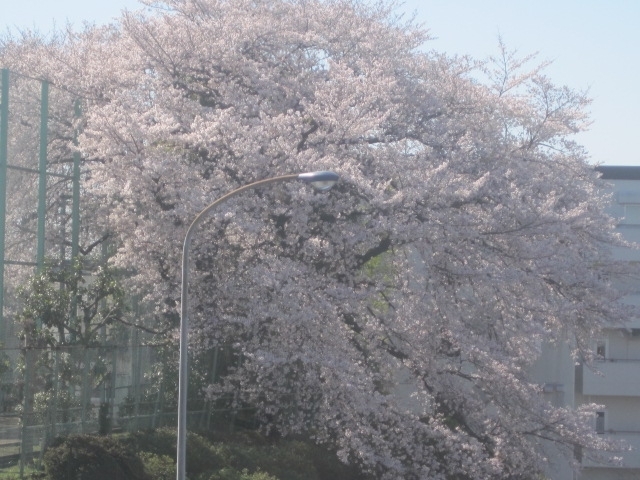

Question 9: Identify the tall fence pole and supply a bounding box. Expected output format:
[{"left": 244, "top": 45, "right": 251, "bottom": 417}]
[
  {"left": 36, "top": 80, "right": 49, "bottom": 270},
  {"left": 21, "top": 77, "right": 49, "bottom": 475},
  {"left": 69, "top": 100, "right": 80, "bottom": 343},
  {"left": 71, "top": 100, "right": 81, "bottom": 262},
  {"left": 0, "top": 69, "right": 9, "bottom": 341}
]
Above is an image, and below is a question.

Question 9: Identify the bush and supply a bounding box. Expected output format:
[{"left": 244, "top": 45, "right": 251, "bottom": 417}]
[
  {"left": 0, "top": 465, "right": 46, "bottom": 480},
  {"left": 203, "top": 468, "right": 278, "bottom": 480},
  {"left": 208, "top": 441, "right": 318, "bottom": 480},
  {"left": 138, "top": 452, "right": 175, "bottom": 480},
  {"left": 302, "top": 443, "right": 368, "bottom": 480},
  {"left": 40, "top": 429, "right": 369, "bottom": 480},
  {"left": 125, "top": 427, "right": 221, "bottom": 476},
  {"left": 43, "top": 435, "right": 148, "bottom": 480},
  {"left": 204, "top": 434, "right": 367, "bottom": 480}
]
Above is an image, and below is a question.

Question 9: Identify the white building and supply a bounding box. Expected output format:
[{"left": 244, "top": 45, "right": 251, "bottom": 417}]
[
  {"left": 532, "top": 166, "right": 640, "bottom": 480},
  {"left": 577, "top": 166, "right": 640, "bottom": 480}
]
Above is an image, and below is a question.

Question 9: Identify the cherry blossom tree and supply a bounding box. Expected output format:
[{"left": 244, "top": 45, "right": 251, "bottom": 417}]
[{"left": 1, "top": 1, "right": 634, "bottom": 478}]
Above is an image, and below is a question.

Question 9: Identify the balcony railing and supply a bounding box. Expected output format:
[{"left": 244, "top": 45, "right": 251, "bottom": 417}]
[
  {"left": 581, "top": 359, "right": 640, "bottom": 396},
  {"left": 582, "top": 432, "right": 640, "bottom": 469}
]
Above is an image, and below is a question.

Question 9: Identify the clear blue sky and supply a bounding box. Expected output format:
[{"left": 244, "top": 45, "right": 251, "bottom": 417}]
[{"left": 3, "top": 0, "right": 639, "bottom": 166}]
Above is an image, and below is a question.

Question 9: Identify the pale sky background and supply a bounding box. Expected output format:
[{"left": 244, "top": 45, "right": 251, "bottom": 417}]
[{"left": 2, "top": 0, "right": 639, "bottom": 166}]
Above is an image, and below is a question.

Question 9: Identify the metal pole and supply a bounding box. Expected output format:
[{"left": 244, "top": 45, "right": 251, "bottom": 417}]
[
  {"left": 132, "top": 321, "right": 140, "bottom": 431},
  {"left": 176, "top": 172, "right": 338, "bottom": 480},
  {"left": 71, "top": 100, "right": 81, "bottom": 262},
  {"left": 51, "top": 348, "right": 59, "bottom": 439},
  {"left": 81, "top": 347, "right": 90, "bottom": 432},
  {"left": 177, "top": 174, "right": 296, "bottom": 480},
  {"left": 36, "top": 80, "right": 48, "bottom": 270},
  {"left": 0, "top": 69, "right": 9, "bottom": 341},
  {"left": 20, "top": 77, "right": 49, "bottom": 472}
]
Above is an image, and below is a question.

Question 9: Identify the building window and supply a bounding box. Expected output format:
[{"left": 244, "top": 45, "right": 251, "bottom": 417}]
[
  {"left": 595, "top": 411, "right": 605, "bottom": 434},
  {"left": 596, "top": 340, "right": 606, "bottom": 360},
  {"left": 574, "top": 445, "right": 583, "bottom": 463},
  {"left": 542, "top": 383, "right": 565, "bottom": 407}
]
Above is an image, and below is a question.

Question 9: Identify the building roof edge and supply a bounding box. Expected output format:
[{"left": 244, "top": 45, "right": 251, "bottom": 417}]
[{"left": 596, "top": 166, "right": 640, "bottom": 180}]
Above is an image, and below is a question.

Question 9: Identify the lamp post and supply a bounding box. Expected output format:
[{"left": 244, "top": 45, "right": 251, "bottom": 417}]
[{"left": 176, "top": 171, "right": 339, "bottom": 480}]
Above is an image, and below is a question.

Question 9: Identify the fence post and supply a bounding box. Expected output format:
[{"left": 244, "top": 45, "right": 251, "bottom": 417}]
[
  {"left": 110, "top": 346, "right": 117, "bottom": 426},
  {"left": 51, "top": 348, "right": 60, "bottom": 439},
  {"left": 36, "top": 80, "right": 48, "bottom": 271},
  {"left": 0, "top": 69, "right": 9, "bottom": 342},
  {"left": 71, "top": 100, "right": 81, "bottom": 262},
  {"left": 81, "top": 347, "right": 90, "bottom": 432}
]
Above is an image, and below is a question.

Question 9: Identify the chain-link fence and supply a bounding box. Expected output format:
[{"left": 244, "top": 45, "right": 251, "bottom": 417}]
[
  {"left": 0, "top": 341, "right": 151, "bottom": 472},
  {"left": 0, "top": 341, "right": 245, "bottom": 477}
]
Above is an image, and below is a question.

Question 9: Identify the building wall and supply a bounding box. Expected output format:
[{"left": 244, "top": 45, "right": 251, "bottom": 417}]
[
  {"left": 531, "top": 167, "right": 640, "bottom": 480},
  {"left": 575, "top": 167, "right": 640, "bottom": 479},
  {"left": 530, "top": 341, "right": 576, "bottom": 480}
]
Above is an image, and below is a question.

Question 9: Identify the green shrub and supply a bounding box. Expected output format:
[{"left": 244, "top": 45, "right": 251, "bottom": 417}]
[
  {"left": 0, "top": 468, "right": 46, "bottom": 480},
  {"left": 41, "top": 429, "right": 368, "bottom": 480},
  {"left": 207, "top": 436, "right": 368, "bottom": 480},
  {"left": 125, "top": 427, "right": 221, "bottom": 476},
  {"left": 210, "top": 441, "right": 318, "bottom": 480},
  {"left": 43, "top": 434, "right": 148, "bottom": 480},
  {"left": 125, "top": 428, "right": 176, "bottom": 457},
  {"left": 303, "top": 443, "right": 368, "bottom": 480},
  {"left": 203, "top": 468, "right": 278, "bottom": 480},
  {"left": 139, "top": 452, "right": 175, "bottom": 480}
]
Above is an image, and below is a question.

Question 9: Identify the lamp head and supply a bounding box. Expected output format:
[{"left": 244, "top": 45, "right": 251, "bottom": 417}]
[{"left": 297, "top": 171, "right": 339, "bottom": 191}]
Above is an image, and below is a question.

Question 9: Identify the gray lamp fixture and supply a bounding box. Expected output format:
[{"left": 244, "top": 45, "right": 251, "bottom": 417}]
[{"left": 177, "top": 171, "right": 339, "bottom": 480}]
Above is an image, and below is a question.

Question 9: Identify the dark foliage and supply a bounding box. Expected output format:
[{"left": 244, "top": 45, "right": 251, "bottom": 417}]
[
  {"left": 40, "top": 428, "right": 370, "bottom": 480},
  {"left": 43, "top": 434, "right": 148, "bottom": 480}
]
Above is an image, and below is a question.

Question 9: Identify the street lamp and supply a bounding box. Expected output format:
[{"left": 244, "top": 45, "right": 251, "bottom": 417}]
[{"left": 177, "top": 171, "right": 339, "bottom": 480}]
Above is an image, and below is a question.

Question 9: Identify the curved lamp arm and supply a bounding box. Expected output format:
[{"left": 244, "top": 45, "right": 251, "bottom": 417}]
[{"left": 177, "top": 171, "right": 339, "bottom": 480}]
